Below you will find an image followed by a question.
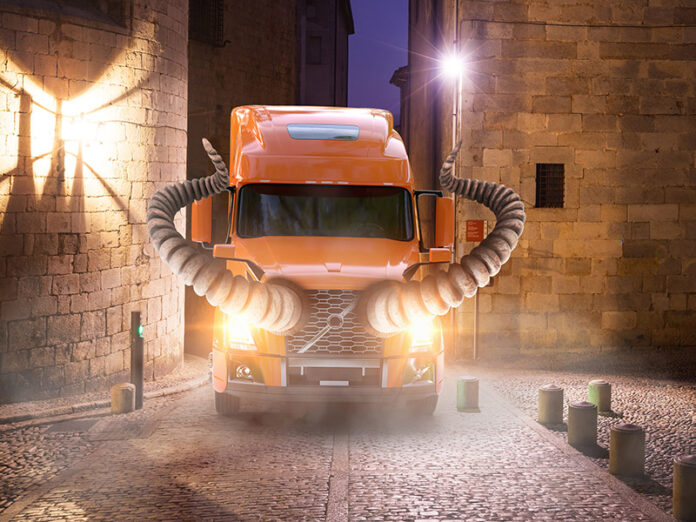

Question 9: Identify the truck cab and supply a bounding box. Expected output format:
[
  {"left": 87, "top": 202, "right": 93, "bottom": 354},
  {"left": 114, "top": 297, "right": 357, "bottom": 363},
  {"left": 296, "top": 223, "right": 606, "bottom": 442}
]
[{"left": 193, "top": 106, "right": 454, "bottom": 415}]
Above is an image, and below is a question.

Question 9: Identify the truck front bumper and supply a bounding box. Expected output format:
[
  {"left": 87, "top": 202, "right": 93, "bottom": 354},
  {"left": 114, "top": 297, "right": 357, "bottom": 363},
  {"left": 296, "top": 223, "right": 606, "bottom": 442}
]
[{"left": 220, "top": 379, "right": 436, "bottom": 404}]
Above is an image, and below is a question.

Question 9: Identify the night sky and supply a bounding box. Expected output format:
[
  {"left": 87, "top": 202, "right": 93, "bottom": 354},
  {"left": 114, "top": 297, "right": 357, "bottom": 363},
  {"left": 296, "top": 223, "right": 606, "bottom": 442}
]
[{"left": 347, "top": 0, "right": 408, "bottom": 126}]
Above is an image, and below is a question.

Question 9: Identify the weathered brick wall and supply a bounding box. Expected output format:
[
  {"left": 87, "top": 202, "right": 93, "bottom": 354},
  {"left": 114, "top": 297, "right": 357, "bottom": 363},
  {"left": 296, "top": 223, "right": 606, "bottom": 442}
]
[
  {"left": 185, "top": 0, "right": 298, "bottom": 358},
  {"left": 0, "top": 0, "right": 188, "bottom": 402},
  {"left": 412, "top": 0, "right": 695, "bottom": 357},
  {"left": 463, "top": 0, "right": 696, "bottom": 356}
]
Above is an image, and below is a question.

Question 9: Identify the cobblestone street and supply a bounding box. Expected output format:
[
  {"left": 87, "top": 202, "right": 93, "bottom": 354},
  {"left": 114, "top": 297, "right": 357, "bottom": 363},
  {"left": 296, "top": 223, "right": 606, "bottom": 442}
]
[{"left": 0, "top": 368, "right": 679, "bottom": 521}]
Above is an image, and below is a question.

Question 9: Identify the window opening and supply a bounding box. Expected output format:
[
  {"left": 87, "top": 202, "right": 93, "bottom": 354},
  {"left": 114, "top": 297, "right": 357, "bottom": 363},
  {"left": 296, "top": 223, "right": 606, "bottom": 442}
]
[{"left": 535, "top": 163, "right": 564, "bottom": 208}]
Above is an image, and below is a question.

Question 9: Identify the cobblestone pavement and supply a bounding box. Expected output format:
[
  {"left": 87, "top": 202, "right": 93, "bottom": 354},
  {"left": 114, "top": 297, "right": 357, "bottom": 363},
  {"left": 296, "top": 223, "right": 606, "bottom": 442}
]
[
  {"left": 0, "top": 367, "right": 674, "bottom": 521},
  {"left": 482, "top": 367, "right": 696, "bottom": 517}
]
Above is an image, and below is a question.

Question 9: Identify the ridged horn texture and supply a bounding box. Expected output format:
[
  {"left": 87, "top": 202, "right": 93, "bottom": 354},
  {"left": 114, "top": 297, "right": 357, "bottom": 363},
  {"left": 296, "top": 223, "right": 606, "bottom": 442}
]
[
  {"left": 146, "top": 138, "right": 305, "bottom": 334},
  {"left": 358, "top": 141, "right": 526, "bottom": 336}
]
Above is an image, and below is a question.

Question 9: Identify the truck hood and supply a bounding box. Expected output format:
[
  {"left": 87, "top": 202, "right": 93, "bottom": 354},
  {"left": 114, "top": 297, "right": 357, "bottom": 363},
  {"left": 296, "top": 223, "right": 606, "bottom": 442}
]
[{"left": 233, "top": 237, "right": 420, "bottom": 290}]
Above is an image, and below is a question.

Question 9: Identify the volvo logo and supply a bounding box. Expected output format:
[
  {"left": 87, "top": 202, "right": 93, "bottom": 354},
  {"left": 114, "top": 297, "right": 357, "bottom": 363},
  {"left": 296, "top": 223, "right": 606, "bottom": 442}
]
[{"left": 326, "top": 313, "right": 344, "bottom": 329}]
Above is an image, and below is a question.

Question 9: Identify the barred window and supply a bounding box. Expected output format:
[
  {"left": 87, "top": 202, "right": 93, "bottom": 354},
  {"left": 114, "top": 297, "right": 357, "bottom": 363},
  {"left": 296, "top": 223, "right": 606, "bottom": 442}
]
[
  {"left": 190, "top": 0, "right": 224, "bottom": 46},
  {"left": 535, "top": 163, "right": 564, "bottom": 208}
]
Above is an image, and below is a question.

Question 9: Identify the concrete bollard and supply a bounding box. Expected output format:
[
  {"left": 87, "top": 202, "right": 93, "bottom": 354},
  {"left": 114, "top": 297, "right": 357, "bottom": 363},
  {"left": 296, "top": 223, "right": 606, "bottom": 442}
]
[
  {"left": 111, "top": 382, "right": 135, "bottom": 414},
  {"left": 538, "top": 384, "right": 564, "bottom": 425},
  {"left": 457, "top": 376, "right": 479, "bottom": 412},
  {"left": 567, "top": 401, "right": 597, "bottom": 447},
  {"left": 588, "top": 379, "right": 612, "bottom": 413},
  {"left": 609, "top": 423, "right": 645, "bottom": 476},
  {"left": 674, "top": 455, "right": 696, "bottom": 521}
]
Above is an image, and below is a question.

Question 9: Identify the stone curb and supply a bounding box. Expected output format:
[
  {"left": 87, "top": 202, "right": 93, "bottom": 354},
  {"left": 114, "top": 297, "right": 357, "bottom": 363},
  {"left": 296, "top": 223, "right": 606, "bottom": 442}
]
[{"left": 0, "top": 374, "right": 209, "bottom": 426}]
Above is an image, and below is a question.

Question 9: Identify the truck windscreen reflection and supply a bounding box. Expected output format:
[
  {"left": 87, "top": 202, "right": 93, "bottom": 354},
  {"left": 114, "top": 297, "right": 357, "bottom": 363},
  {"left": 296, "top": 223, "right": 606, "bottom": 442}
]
[{"left": 236, "top": 184, "right": 414, "bottom": 241}]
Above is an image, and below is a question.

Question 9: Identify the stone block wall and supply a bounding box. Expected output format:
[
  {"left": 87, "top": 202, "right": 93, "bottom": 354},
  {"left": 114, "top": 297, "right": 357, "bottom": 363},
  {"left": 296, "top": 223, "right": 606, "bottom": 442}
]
[
  {"left": 410, "top": 0, "right": 695, "bottom": 357},
  {"left": 0, "top": 0, "right": 188, "bottom": 402},
  {"left": 185, "top": 0, "right": 299, "bottom": 358}
]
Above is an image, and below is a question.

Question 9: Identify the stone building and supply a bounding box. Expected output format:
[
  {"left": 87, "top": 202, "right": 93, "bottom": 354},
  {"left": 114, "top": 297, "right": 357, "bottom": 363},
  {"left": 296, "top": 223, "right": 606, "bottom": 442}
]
[
  {"left": 299, "top": 0, "right": 354, "bottom": 106},
  {"left": 401, "top": 0, "right": 696, "bottom": 359},
  {"left": 0, "top": 0, "right": 354, "bottom": 402},
  {"left": 0, "top": 0, "right": 189, "bottom": 402}
]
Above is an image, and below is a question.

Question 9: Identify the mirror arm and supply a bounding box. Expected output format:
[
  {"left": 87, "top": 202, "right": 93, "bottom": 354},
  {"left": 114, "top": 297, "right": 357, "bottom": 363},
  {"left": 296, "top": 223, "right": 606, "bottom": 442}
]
[
  {"left": 228, "top": 258, "right": 264, "bottom": 281},
  {"left": 402, "top": 261, "right": 450, "bottom": 281}
]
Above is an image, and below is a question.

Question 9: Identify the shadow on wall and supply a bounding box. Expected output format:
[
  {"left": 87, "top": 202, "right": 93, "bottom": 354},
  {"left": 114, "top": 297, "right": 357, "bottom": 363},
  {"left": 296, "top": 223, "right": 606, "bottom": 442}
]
[{"left": 0, "top": 17, "right": 160, "bottom": 402}]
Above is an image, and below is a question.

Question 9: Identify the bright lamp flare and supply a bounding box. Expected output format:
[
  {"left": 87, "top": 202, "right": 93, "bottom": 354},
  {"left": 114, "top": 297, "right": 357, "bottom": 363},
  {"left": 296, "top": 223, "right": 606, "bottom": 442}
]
[
  {"left": 409, "top": 320, "right": 435, "bottom": 350},
  {"left": 224, "top": 314, "right": 256, "bottom": 349},
  {"left": 440, "top": 54, "right": 465, "bottom": 79}
]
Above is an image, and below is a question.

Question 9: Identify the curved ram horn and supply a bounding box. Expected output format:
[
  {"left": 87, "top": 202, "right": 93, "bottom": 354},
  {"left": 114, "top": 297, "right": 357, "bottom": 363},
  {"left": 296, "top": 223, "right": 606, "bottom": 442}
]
[
  {"left": 146, "top": 139, "right": 306, "bottom": 334},
  {"left": 357, "top": 141, "right": 526, "bottom": 335}
]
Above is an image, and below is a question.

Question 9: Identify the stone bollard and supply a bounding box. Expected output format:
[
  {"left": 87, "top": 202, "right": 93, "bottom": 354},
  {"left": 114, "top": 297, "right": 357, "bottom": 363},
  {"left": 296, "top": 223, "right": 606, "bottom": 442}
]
[
  {"left": 567, "top": 401, "right": 597, "bottom": 447},
  {"left": 538, "top": 384, "right": 564, "bottom": 425},
  {"left": 457, "top": 376, "right": 479, "bottom": 412},
  {"left": 111, "top": 382, "right": 135, "bottom": 414},
  {"left": 674, "top": 455, "right": 696, "bottom": 521},
  {"left": 609, "top": 423, "right": 645, "bottom": 476},
  {"left": 588, "top": 379, "right": 612, "bottom": 413}
]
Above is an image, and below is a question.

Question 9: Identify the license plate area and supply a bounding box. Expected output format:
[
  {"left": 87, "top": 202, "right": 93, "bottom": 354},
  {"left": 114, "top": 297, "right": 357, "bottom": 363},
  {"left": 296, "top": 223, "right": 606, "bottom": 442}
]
[{"left": 287, "top": 358, "right": 381, "bottom": 387}]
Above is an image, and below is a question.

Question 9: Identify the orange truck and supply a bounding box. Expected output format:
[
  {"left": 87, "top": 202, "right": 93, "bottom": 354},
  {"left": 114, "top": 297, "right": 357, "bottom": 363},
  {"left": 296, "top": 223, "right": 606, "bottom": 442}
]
[{"left": 192, "top": 106, "right": 455, "bottom": 415}]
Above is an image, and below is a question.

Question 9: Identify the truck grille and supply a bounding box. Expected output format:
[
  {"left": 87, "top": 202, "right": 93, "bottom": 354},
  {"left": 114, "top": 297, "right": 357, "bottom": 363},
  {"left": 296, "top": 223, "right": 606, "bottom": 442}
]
[{"left": 286, "top": 290, "right": 384, "bottom": 356}]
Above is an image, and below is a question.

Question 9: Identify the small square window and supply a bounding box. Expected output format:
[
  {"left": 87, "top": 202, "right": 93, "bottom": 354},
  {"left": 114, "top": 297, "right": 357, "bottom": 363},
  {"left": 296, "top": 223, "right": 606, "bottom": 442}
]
[{"left": 535, "top": 163, "right": 564, "bottom": 208}]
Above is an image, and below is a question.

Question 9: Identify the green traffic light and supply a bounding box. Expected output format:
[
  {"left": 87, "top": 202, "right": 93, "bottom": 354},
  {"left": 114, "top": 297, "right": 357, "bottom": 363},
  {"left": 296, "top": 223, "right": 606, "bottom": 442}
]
[{"left": 137, "top": 324, "right": 144, "bottom": 338}]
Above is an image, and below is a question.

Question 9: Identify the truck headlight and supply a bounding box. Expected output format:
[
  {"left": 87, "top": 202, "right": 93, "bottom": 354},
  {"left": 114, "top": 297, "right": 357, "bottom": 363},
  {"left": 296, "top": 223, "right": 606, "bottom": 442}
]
[
  {"left": 224, "top": 314, "right": 256, "bottom": 350},
  {"left": 409, "top": 319, "right": 434, "bottom": 352}
]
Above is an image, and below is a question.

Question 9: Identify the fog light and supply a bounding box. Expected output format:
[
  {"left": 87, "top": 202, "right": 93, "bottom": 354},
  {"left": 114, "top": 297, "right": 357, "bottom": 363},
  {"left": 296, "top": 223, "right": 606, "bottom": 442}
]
[
  {"left": 235, "top": 364, "right": 253, "bottom": 380},
  {"left": 405, "top": 357, "right": 433, "bottom": 384}
]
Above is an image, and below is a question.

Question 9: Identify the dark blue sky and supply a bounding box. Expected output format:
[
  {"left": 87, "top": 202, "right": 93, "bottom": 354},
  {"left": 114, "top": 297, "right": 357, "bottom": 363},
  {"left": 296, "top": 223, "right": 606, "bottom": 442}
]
[{"left": 347, "top": 0, "right": 408, "bottom": 125}]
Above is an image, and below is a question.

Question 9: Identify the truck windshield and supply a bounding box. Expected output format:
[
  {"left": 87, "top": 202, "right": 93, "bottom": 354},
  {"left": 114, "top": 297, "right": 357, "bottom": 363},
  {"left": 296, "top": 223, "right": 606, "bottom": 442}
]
[{"left": 236, "top": 184, "right": 413, "bottom": 241}]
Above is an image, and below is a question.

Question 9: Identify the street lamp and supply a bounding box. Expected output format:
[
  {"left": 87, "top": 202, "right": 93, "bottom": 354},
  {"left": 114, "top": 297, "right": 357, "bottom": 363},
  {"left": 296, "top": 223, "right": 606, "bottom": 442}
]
[
  {"left": 439, "top": 53, "right": 466, "bottom": 80},
  {"left": 439, "top": 52, "right": 465, "bottom": 150}
]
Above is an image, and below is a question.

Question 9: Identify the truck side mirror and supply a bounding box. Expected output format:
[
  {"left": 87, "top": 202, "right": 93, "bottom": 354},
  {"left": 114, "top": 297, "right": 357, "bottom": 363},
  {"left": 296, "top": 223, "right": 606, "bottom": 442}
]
[
  {"left": 191, "top": 196, "right": 212, "bottom": 243},
  {"left": 435, "top": 197, "right": 454, "bottom": 248}
]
